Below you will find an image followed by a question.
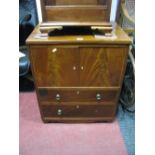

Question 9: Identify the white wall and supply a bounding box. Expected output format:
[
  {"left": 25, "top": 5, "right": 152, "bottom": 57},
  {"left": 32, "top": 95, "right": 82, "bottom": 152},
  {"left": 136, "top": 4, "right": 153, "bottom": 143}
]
[
  {"left": 35, "top": 0, "right": 119, "bottom": 22},
  {"left": 110, "top": 0, "right": 119, "bottom": 21},
  {"left": 36, "top": 0, "right": 42, "bottom": 22}
]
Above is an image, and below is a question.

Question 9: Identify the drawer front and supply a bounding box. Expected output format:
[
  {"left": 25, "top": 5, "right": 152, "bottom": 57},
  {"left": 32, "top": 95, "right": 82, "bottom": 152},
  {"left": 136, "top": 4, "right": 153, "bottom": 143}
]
[
  {"left": 41, "top": 104, "right": 115, "bottom": 118},
  {"left": 38, "top": 88, "right": 118, "bottom": 103}
]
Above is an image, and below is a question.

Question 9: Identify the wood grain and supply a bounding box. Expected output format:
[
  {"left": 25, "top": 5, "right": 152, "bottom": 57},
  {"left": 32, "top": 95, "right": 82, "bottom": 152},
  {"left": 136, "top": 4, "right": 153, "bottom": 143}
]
[
  {"left": 79, "top": 47, "right": 127, "bottom": 87},
  {"left": 41, "top": 0, "right": 111, "bottom": 22},
  {"left": 30, "top": 46, "right": 79, "bottom": 87},
  {"left": 45, "top": 0, "right": 107, "bottom": 6},
  {"left": 43, "top": 117, "right": 114, "bottom": 123},
  {"left": 40, "top": 21, "right": 112, "bottom": 27},
  {"left": 46, "top": 6, "right": 108, "bottom": 22},
  {"left": 26, "top": 24, "right": 132, "bottom": 45},
  {"left": 27, "top": 0, "right": 131, "bottom": 122},
  {"left": 38, "top": 88, "right": 118, "bottom": 103},
  {"left": 41, "top": 104, "right": 115, "bottom": 118},
  {"left": 29, "top": 46, "right": 128, "bottom": 87}
]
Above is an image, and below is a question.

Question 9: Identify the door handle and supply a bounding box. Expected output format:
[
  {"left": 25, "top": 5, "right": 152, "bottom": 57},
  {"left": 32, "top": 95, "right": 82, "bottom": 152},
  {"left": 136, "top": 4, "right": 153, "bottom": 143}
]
[
  {"left": 81, "top": 66, "right": 84, "bottom": 70},
  {"left": 73, "top": 66, "right": 76, "bottom": 70}
]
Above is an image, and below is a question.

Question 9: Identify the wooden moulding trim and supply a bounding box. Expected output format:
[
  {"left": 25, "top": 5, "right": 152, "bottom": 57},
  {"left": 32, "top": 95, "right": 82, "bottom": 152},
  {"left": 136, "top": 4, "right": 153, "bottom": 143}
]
[
  {"left": 28, "top": 44, "right": 129, "bottom": 49},
  {"left": 40, "top": 101, "right": 116, "bottom": 106},
  {"left": 45, "top": 5, "right": 108, "bottom": 9},
  {"left": 28, "top": 44, "right": 129, "bottom": 48},
  {"left": 37, "top": 86, "right": 120, "bottom": 90},
  {"left": 40, "top": 21, "right": 112, "bottom": 27},
  {"left": 45, "top": 5, "right": 109, "bottom": 22},
  {"left": 27, "top": 41, "right": 131, "bottom": 45},
  {"left": 43, "top": 117, "right": 114, "bottom": 122}
]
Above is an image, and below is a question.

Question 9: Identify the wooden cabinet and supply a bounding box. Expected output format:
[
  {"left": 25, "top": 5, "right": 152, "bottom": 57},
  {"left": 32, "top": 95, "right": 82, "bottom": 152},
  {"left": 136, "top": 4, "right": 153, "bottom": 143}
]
[
  {"left": 30, "top": 46, "right": 127, "bottom": 87},
  {"left": 26, "top": 0, "right": 131, "bottom": 123},
  {"left": 27, "top": 25, "right": 131, "bottom": 122}
]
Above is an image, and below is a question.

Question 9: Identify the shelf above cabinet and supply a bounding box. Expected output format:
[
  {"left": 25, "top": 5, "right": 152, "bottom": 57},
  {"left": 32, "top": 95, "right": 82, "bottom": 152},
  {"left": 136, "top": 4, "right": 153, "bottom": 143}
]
[
  {"left": 40, "top": 0, "right": 112, "bottom": 22},
  {"left": 44, "top": 0, "right": 107, "bottom": 6}
]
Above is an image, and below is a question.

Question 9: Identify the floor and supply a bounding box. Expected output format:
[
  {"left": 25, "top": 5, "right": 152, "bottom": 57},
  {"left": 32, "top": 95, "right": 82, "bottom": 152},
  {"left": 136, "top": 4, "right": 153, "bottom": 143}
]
[{"left": 117, "top": 105, "right": 135, "bottom": 155}]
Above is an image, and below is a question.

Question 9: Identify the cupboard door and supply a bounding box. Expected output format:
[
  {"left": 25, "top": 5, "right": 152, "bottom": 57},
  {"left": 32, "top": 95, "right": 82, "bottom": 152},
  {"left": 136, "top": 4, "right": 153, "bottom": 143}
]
[
  {"left": 79, "top": 47, "right": 128, "bottom": 87},
  {"left": 30, "top": 46, "right": 79, "bottom": 87}
]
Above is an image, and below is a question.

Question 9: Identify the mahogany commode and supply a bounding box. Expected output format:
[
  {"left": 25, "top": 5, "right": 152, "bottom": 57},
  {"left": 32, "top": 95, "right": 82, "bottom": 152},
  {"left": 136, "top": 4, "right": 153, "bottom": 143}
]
[{"left": 26, "top": 0, "right": 131, "bottom": 123}]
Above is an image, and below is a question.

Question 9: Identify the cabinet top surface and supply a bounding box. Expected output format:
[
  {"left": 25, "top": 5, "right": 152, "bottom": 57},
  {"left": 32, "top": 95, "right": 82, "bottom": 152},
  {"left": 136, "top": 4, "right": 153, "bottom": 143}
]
[{"left": 26, "top": 23, "right": 132, "bottom": 45}]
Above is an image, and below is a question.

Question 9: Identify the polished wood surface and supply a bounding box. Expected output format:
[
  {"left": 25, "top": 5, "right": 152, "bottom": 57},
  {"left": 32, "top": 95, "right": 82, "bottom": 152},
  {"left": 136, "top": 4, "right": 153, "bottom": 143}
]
[
  {"left": 30, "top": 46, "right": 79, "bottom": 87},
  {"left": 40, "top": 21, "right": 112, "bottom": 27},
  {"left": 29, "top": 45, "right": 128, "bottom": 87},
  {"left": 43, "top": 117, "right": 114, "bottom": 123},
  {"left": 39, "top": 21, "right": 113, "bottom": 33},
  {"left": 40, "top": 0, "right": 112, "bottom": 22},
  {"left": 79, "top": 47, "right": 127, "bottom": 86},
  {"left": 27, "top": 0, "right": 131, "bottom": 123},
  {"left": 45, "top": 0, "right": 107, "bottom": 5},
  {"left": 41, "top": 104, "right": 115, "bottom": 118},
  {"left": 46, "top": 6, "right": 108, "bottom": 22},
  {"left": 38, "top": 88, "right": 118, "bottom": 103},
  {"left": 28, "top": 44, "right": 129, "bottom": 122},
  {"left": 39, "top": 24, "right": 113, "bottom": 34},
  {"left": 26, "top": 24, "right": 132, "bottom": 45}
]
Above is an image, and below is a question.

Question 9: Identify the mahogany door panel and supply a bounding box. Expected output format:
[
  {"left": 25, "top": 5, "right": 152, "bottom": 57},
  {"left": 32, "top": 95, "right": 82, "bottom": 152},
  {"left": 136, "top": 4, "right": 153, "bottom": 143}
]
[
  {"left": 30, "top": 46, "right": 79, "bottom": 87},
  {"left": 79, "top": 47, "right": 127, "bottom": 87}
]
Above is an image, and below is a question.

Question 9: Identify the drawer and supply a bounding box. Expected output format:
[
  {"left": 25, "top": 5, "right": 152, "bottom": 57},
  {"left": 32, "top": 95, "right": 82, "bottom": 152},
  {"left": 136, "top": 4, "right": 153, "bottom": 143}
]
[
  {"left": 38, "top": 88, "right": 118, "bottom": 103},
  {"left": 41, "top": 104, "right": 115, "bottom": 118}
]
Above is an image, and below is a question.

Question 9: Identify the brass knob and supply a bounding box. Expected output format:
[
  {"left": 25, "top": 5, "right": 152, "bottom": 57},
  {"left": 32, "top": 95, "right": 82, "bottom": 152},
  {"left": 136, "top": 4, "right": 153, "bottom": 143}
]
[
  {"left": 73, "top": 66, "right": 76, "bottom": 70},
  {"left": 96, "top": 93, "right": 101, "bottom": 101},
  {"left": 76, "top": 91, "right": 80, "bottom": 95},
  {"left": 57, "top": 109, "right": 62, "bottom": 115},
  {"left": 76, "top": 105, "right": 80, "bottom": 109},
  {"left": 81, "top": 66, "right": 84, "bottom": 70},
  {"left": 56, "top": 94, "right": 61, "bottom": 101}
]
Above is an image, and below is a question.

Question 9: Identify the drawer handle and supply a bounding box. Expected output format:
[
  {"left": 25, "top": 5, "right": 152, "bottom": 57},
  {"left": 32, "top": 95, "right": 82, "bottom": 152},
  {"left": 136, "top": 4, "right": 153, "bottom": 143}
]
[
  {"left": 96, "top": 93, "right": 102, "bottom": 101},
  {"left": 57, "top": 109, "right": 62, "bottom": 115},
  {"left": 81, "top": 66, "right": 84, "bottom": 70},
  {"left": 56, "top": 94, "right": 61, "bottom": 101}
]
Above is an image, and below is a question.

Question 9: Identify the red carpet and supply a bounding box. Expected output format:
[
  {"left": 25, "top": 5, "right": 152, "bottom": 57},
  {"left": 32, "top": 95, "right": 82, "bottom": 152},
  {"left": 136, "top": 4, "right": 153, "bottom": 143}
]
[{"left": 19, "top": 92, "right": 127, "bottom": 155}]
